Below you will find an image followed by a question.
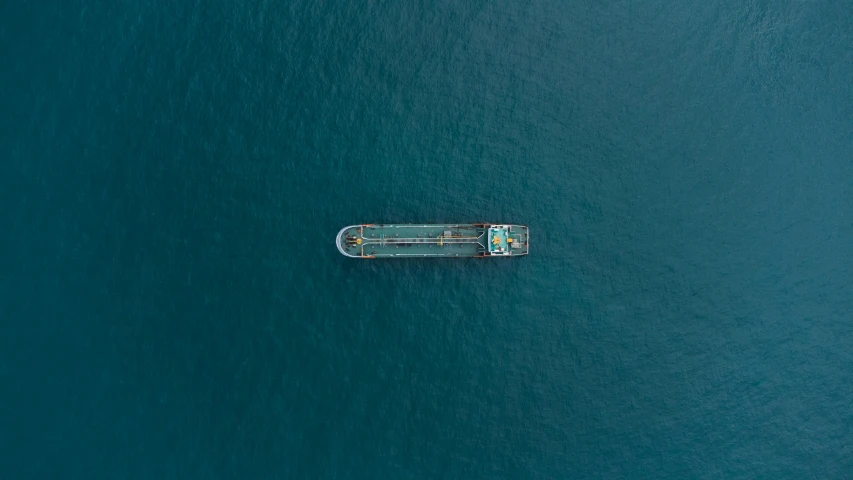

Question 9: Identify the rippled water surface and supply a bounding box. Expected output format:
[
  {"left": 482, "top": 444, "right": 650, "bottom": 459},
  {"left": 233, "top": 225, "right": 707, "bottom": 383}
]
[{"left": 3, "top": 0, "right": 852, "bottom": 478}]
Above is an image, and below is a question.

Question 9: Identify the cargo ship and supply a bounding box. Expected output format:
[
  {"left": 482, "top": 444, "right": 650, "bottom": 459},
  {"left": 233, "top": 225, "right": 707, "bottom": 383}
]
[{"left": 335, "top": 224, "right": 529, "bottom": 258}]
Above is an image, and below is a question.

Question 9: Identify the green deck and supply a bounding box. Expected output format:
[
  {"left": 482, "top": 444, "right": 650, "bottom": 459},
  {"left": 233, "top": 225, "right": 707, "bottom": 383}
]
[{"left": 336, "top": 224, "right": 529, "bottom": 258}]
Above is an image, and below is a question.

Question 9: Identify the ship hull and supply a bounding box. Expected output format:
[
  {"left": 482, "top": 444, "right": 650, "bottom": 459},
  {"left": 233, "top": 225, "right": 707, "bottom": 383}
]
[{"left": 336, "top": 224, "right": 529, "bottom": 258}]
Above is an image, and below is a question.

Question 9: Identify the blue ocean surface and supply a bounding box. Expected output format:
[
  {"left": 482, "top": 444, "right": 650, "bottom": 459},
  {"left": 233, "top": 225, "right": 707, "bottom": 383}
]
[{"left": 2, "top": 0, "right": 852, "bottom": 478}]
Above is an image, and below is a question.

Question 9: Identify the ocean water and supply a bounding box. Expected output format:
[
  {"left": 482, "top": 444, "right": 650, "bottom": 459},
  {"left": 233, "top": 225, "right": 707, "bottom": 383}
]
[{"left": 2, "top": 0, "right": 852, "bottom": 478}]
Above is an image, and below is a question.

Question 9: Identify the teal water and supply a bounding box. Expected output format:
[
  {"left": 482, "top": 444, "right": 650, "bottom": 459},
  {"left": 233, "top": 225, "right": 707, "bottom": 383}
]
[{"left": 2, "top": 0, "right": 852, "bottom": 478}]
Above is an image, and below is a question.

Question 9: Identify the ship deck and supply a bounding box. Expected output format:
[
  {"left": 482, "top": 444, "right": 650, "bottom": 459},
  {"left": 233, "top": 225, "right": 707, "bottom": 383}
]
[{"left": 336, "top": 224, "right": 528, "bottom": 258}]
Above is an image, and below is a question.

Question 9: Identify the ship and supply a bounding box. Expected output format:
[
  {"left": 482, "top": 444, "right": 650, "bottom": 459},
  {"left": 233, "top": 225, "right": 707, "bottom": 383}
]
[{"left": 335, "top": 224, "right": 529, "bottom": 258}]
